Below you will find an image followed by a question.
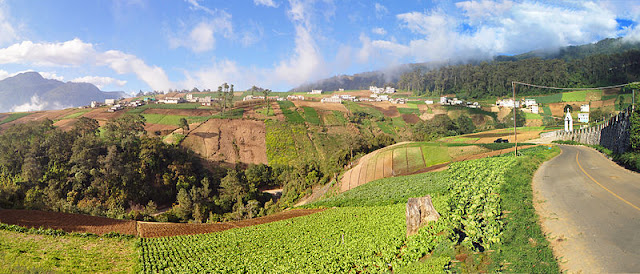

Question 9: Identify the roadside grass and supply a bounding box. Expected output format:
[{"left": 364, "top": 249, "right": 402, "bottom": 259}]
[
  {"left": 0, "top": 113, "right": 31, "bottom": 125},
  {"left": 62, "top": 109, "right": 92, "bottom": 119},
  {"left": 488, "top": 145, "right": 561, "bottom": 272},
  {"left": 0, "top": 229, "right": 137, "bottom": 273},
  {"left": 561, "top": 90, "right": 588, "bottom": 102},
  {"left": 302, "top": 106, "right": 321, "bottom": 125}
]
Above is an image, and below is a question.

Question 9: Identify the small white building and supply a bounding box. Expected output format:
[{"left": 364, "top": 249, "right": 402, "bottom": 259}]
[
  {"left": 321, "top": 96, "right": 342, "bottom": 103},
  {"left": 108, "top": 104, "right": 123, "bottom": 112},
  {"left": 105, "top": 99, "right": 116, "bottom": 106},
  {"left": 90, "top": 101, "right": 101, "bottom": 108},
  {"left": 185, "top": 94, "right": 198, "bottom": 103},
  {"left": 440, "top": 97, "right": 450, "bottom": 105},
  {"left": 531, "top": 104, "right": 539, "bottom": 114},
  {"left": 425, "top": 100, "right": 434, "bottom": 105},
  {"left": 578, "top": 113, "right": 589, "bottom": 123},
  {"left": 452, "top": 98, "right": 463, "bottom": 105},
  {"left": 309, "top": 89, "right": 323, "bottom": 94},
  {"left": 580, "top": 104, "right": 590, "bottom": 113},
  {"left": 496, "top": 99, "right": 520, "bottom": 108},
  {"left": 287, "top": 95, "right": 305, "bottom": 101},
  {"left": 524, "top": 98, "right": 537, "bottom": 107},
  {"left": 163, "top": 97, "right": 184, "bottom": 104},
  {"left": 338, "top": 88, "right": 344, "bottom": 92}
]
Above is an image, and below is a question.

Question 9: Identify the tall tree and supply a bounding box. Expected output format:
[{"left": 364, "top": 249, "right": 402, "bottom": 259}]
[
  {"left": 178, "top": 118, "right": 189, "bottom": 134},
  {"left": 262, "top": 88, "right": 272, "bottom": 115}
]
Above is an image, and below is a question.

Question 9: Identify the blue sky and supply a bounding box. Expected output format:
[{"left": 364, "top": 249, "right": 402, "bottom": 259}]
[{"left": 0, "top": 0, "right": 639, "bottom": 94}]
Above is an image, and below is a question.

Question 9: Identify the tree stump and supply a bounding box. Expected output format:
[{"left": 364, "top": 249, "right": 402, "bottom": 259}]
[{"left": 406, "top": 195, "right": 440, "bottom": 236}]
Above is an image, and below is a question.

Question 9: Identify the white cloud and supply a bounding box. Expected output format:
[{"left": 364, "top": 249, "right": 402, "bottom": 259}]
[
  {"left": 184, "top": 0, "right": 217, "bottom": 15},
  {"left": 39, "top": 71, "right": 64, "bottom": 81},
  {"left": 372, "top": 27, "right": 386, "bottom": 35},
  {"left": 0, "top": 38, "right": 173, "bottom": 91},
  {"left": 0, "top": 0, "right": 17, "bottom": 45},
  {"left": 375, "top": 3, "right": 388, "bottom": 19},
  {"left": 182, "top": 0, "right": 328, "bottom": 91},
  {"left": 71, "top": 76, "right": 127, "bottom": 89},
  {"left": 0, "top": 69, "right": 9, "bottom": 80},
  {"left": 169, "top": 10, "right": 232, "bottom": 53},
  {"left": 363, "top": 1, "right": 621, "bottom": 64},
  {"left": 254, "top": 0, "right": 277, "bottom": 8},
  {"left": 10, "top": 95, "right": 68, "bottom": 112}
]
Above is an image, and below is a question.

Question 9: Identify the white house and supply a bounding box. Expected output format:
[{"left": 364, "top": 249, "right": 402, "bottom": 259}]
[
  {"left": 531, "top": 104, "right": 539, "bottom": 114},
  {"left": 452, "top": 98, "right": 463, "bottom": 105},
  {"left": 440, "top": 97, "right": 450, "bottom": 105},
  {"left": 496, "top": 99, "right": 520, "bottom": 108},
  {"left": 321, "top": 96, "right": 342, "bottom": 103},
  {"left": 163, "top": 97, "right": 184, "bottom": 104},
  {"left": 370, "top": 86, "right": 396, "bottom": 94},
  {"left": 287, "top": 95, "right": 305, "bottom": 101},
  {"left": 338, "top": 88, "right": 344, "bottom": 92},
  {"left": 90, "top": 101, "right": 101, "bottom": 108},
  {"left": 309, "top": 89, "right": 323, "bottom": 94},
  {"left": 105, "top": 99, "right": 116, "bottom": 105},
  {"left": 580, "top": 104, "right": 590, "bottom": 113},
  {"left": 185, "top": 94, "right": 198, "bottom": 102},
  {"left": 376, "top": 95, "right": 390, "bottom": 101},
  {"left": 578, "top": 113, "right": 589, "bottom": 123},
  {"left": 425, "top": 100, "right": 434, "bottom": 105},
  {"left": 524, "top": 98, "right": 537, "bottom": 107},
  {"left": 108, "top": 104, "right": 123, "bottom": 112}
]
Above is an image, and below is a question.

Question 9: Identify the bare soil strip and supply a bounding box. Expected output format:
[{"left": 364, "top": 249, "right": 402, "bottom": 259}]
[{"left": 0, "top": 208, "right": 324, "bottom": 238}]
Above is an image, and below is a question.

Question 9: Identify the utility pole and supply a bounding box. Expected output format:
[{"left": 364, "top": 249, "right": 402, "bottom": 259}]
[{"left": 513, "top": 81, "right": 518, "bottom": 156}]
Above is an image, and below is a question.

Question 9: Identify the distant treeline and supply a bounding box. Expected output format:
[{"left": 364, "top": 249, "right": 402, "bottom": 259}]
[{"left": 398, "top": 49, "right": 640, "bottom": 98}]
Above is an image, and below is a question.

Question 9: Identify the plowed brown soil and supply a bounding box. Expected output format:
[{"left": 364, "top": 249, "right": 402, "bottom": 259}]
[
  {"left": 53, "top": 118, "right": 78, "bottom": 131},
  {"left": 137, "top": 209, "right": 325, "bottom": 238},
  {"left": 402, "top": 113, "right": 421, "bottom": 124},
  {"left": 145, "top": 123, "right": 178, "bottom": 135},
  {"left": 181, "top": 118, "right": 267, "bottom": 165},
  {"left": 82, "top": 108, "right": 124, "bottom": 121},
  {"left": 0, "top": 208, "right": 324, "bottom": 238},
  {"left": 0, "top": 209, "right": 137, "bottom": 235}
]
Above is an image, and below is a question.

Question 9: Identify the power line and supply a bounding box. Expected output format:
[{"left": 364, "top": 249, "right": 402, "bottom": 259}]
[{"left": 512, "top": 81, "right": 634, "bottom": 90}]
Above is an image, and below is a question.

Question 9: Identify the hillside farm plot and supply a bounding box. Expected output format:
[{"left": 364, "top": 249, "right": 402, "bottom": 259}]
[
  {"left": 0, "top": 230, "right": 137, "bottom": 273},
  {"left": 292, "top": 100, "right": 348, "bottom": 112},
  {"left": 61, "top": 108, "right": 92, "bottom": 119},
  {"left": 0, "top": 209, "right": 137, "bottom": 235},
  {"left": 182, "top": 118, "right": 267, "bottom": 166},
  {"left": 264, "top": 120, "right": 317, "bottom": 165},
  {"left": 530, "top": 93, "right": 563, "bottom": 104},
  {"left": 397, "top": 107, "right": 420, "bottom": 115},
  {"left": 277, "top": 101, "right": 305, "bottom": 124},
  {"left": 0, "top": 112, "right": 32, "bottom": 125},
  {"left": 302, "top": 106, "right": 321, "bottom": 125},
  {"left": 561, "top": 90, "right": 589, "bottom": 102},
  {"left": 140, "top": 205, "right": 409, "bottom": 273}
]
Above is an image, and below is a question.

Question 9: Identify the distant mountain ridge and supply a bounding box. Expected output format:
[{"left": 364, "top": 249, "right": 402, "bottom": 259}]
[
  {"left": 0, "top": 72, "right": 122, "bottom": 113},
  {"left": 292, "top": 37, "right": 640, "bottom": 92}
]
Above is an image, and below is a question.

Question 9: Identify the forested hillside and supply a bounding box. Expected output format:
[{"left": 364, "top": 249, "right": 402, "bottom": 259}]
[
  {"left": 398, "top": 49, "right": 640, "bottom": 98},
  {"left": 293, "top": 38, "right": 640, "bottom": 97}
]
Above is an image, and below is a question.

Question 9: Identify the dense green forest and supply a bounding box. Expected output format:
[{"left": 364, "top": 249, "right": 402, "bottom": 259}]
[
  {"left": 292, "top": 38, "right": 640, "bottom": 95},
  {"left": 398, "top": 49, "right": 640, "bottom": 98}
]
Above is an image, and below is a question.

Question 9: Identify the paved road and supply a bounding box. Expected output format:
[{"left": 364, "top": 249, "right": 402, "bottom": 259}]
[{"left": 533, "top": 145, "right": 640, "bottom": 272}]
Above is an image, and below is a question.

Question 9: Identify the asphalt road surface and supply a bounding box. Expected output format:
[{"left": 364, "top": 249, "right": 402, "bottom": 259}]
[{"left": 533, "top": 145, "right": 640, "bottom": 272}]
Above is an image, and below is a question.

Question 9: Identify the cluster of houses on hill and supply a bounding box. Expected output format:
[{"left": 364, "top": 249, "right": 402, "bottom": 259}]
[
  {"left": 320, "top": 93, "right": 407, "bottom": 104},
  {"left": 495, "top": 98, "right": 539, "bottom": 114},
  {"left": 242, "top": 95, "right": 285, "bottom": 102},
  {"left": 369, "top": 86, "right": 396, "bottom": 94},
  {"left": 440, "top": 97, "right": 480, "bottom": 108}
]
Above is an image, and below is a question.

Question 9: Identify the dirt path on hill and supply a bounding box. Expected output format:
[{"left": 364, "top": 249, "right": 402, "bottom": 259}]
[{"left": 0, "top": 208, "right": 324, "bottom": 238}]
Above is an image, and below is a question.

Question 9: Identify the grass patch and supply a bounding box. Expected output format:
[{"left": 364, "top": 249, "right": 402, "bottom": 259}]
[
  {"left": 421, "top": 144, "right": 451, "bottom": 166},
  {"left": 377, "top": 121, "right": 395, "bottom": 135},
  {"left": 277, "top": 101, "right": 304, "bottom": 124},
  {"left": 212, "top": 108, "right": 244, "bottom": 119},
  {"left": 523, "top": 112, "right": 542, "bottom": 119},
  {"left": 277, "top": 100, "right": 295, "bottom": 109},
  {"left": 398, "top": 107, "right": 420, "bottom": 115},
  {"left": 488, "top": 146, "right": 560, "bottom": 272},
  {"left": 392, "top": 116, "right": 407, "bottom": 128},
  {"left": 530, "top": 93, "right": 562, "bottom": 104},
  {"left": 255, "top": 106, "right": 274, "bottom": 116},
  {"left": 561, "top": 90, "right": 588, "bottom": 102},
  {"left": 62, "top": 109, "right": 92, "bottom": 119},
  {"left": 0, "top": 113, "right": 31, "bottom": 125},
  {"left": 302, "top": 106, "right": 321, "bottom": 125},
  {"left": 0, "top": 229, "right": 137, "bottom": 273}
]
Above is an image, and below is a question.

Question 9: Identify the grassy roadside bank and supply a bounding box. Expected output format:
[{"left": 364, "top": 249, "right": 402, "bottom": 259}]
[{"left": 488, "top": 146, "right": 561, "bottom": 272}]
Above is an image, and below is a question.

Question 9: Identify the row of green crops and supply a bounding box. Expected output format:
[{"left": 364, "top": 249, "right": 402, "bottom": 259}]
[
  {"left": 276, "top": 101, "right": 304, "bottom": 124},
  {"left": 302, "top": 106, "right": 321, "bottom": 125},
  {"left": 142, "top": 114, "right": 211, "bottom": 125}
]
